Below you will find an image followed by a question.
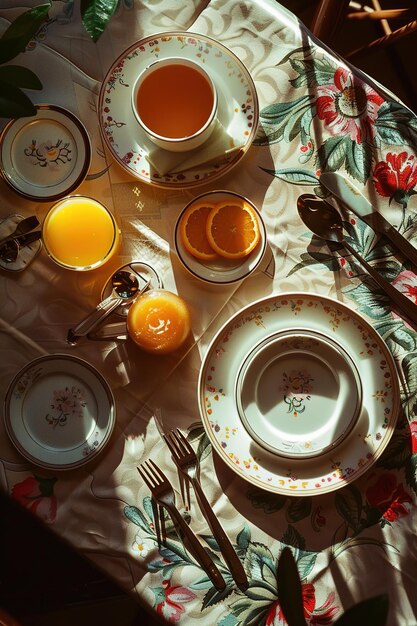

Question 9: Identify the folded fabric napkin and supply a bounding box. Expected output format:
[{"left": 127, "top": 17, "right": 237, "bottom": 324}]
[{"left": 144, "top": 120, "right": 244, "bottom": 176}]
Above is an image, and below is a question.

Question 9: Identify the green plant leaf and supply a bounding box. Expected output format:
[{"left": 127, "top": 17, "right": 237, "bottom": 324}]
[
  {"left": 81, "top": 0, "right": 118, "bottom": 42},
  {"left": 334, "top": 594, "right": 389, "bottom": 626},
  {"left": 0, "top": 3, "right": 51, "bottom": 64},
  {"left": 0, "top": 65, "right": 42, "bottom": 89},
  {"left": 277, "top": 547, "right": 307, "bottom": 626},
  {"left": 0, "top": 80, "right": 37, "bottom": 118}
]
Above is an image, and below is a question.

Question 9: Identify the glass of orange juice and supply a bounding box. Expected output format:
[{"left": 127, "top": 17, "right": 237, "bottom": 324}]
[
  {"left": 127, "top": 289, "right": 191, "bottom": 354},
  {"left": 42, "top": 195, "right": 120, "bottom": 271}
]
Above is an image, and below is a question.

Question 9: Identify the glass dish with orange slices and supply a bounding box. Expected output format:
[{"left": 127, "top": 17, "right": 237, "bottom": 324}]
[{"left": 174, "top": 190, "right": 267, "bottom": 284}]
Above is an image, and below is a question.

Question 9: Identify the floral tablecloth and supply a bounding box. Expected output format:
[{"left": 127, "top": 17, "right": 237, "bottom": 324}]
[{"left": 1, "top": 1, "right": 417, "bottom": 624}]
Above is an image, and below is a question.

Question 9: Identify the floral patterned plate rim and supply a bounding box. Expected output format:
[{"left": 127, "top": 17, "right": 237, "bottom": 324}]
[
  {"left": 235, "top": 328, "right": 362, "bottom": 460},
  {"left": 198, "top": 292, "right": 400, "bottom": 496},
  {"left": 98, "top": 31, "right": 258, "bottom": 189},
  {"left": 0, "top": 104, "right": 91, "bottom": 202},
  {"left": 4, "top": 354, "right": 115, "bottom": 470}
]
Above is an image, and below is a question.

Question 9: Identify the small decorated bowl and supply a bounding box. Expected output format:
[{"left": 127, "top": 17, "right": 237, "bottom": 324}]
[{"left": 174, "top": 190, "right": 267, "bottom": 284}]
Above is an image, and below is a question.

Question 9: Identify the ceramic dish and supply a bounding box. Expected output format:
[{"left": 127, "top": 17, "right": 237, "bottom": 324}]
[
  {"left": 236, "top": 329, "right": 362, "bottom": 459},
  {"left": 98, "top": 31, "right": 258, "bottom": 188},
  {"left": 198, "top": 293, "right": 400, "bottom": 496},
  {"left": 4, "top": 354, "right": 115, "bottom": 470},
  {"left": 0, "top": 104, "right": 91, "bottom": 201},
  {"left": 174, "top": 190, "right": 267, "bottom": 284}
]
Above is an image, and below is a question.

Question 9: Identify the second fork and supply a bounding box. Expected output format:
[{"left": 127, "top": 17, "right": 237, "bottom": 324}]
[
  {"left": 137, "top": 459, "right": 226, "bottom": 590},
  {"left": 163, "top": 428, "right": 249, "bottom": 590}
]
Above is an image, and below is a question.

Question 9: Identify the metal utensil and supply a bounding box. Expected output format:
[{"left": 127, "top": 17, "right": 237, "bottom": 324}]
[
  {"left": 0, "top": 215, "right": 39, "bottom": 247},
  {"left": 137, "top": 460, "right": 226, "bottom": 591},
  {"left": 297, "top": 193, "right": 417, "bottom": 327},
  {"left": 0, "top": 230, "right": 42, "bottom": 263},
  {"left": 320, "top": 171, "right": 417, "bottom": 267},
  {"left": 163, "top": 428, "right": 248, "bottom": 590},
  {"left": 67, "top": 270, "right": 144, "bottom": 345}
]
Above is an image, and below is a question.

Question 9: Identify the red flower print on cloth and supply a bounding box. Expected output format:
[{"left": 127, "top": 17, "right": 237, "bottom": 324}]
[
  {"left": 11, "top": 475, "right": 57, "bottom": 523},
  {"left": 366, "top": 473, "right": 412, "bottom": 522},
  {"left": 392, "top": 270, "right": 417, "bottom": 304},
  {"left": 266, "top": 584, "right": 337, "bottom": 625},
  {"left": 316, "top": 67, "right": 383, "bottom": 143},
  {"left": 373, "top": 151, "right": 417, "bottom": 208},
  {"left": 153, "top": 580, "right": 196, "bottom": 622},
  {"left": 410, "top": 421, "right": 417, "bottom": 454},
  {"left": 312, "top": 505, "right": 327, "bottom": 530}
]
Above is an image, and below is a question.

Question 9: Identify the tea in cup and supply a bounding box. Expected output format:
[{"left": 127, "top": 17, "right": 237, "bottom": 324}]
[
  {"left": 127, "top": 289, "right": 191, "bottom": 354},
  {"left": 131, "top": 57, "right": 218, "bottom": 152},
  {"left": 42, "top": 195, "right": 120, "bottom": 271}
]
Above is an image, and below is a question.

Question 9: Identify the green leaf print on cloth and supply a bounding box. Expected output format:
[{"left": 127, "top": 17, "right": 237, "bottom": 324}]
[{"left": 256, "top": 45, "right": 417, "bottom": 186}]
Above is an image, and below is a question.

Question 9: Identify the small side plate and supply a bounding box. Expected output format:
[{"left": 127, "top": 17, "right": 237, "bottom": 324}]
[
  {"left": 0, "top": 104, "right": 91, "bottom": 201},
  {"left": 4, "top": 354, "right": 115, "bottom": 470}
]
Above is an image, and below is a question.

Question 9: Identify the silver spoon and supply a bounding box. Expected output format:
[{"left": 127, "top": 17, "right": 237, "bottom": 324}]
[
  {"left": 67, "top": 270, "right": 144, "bottom": 345},
  {"left": 297, "top": 193, "right": 417, "bottom": 327}
]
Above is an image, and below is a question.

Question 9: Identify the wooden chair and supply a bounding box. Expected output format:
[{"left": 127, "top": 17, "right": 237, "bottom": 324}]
[{"left": 310, "top": 0, "right": 417, "bottom": 58}]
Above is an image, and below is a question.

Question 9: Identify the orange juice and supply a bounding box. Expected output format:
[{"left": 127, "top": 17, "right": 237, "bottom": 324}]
[
  {"left": 127, "top": 290, "right": 191, "bottom": 354},
  {"left": 135, "top": 62, "right": 215, "bottom": 138},
  {"left": 42, "top": 196, "right": 120, "bottom": 270}
]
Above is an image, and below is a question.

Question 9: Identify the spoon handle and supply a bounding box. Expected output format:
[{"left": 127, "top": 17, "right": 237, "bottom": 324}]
[
  {"left": 67, "top": 296, "right": 124, "bottom": 345},
  {"left": 343, "top": 240, "right": 417, "bottom": 326},
  {"left": 0, "top": 215, "right": 39, "bottom": 247}
]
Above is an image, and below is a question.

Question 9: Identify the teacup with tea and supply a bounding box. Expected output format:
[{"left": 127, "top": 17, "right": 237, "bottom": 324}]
[{"left": 131, "top": 57, "right": 218, "bottom": 152}]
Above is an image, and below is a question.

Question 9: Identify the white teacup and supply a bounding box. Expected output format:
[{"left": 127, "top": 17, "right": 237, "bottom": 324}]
[{"left": 131, "top": 57, "right": 218, "bottom": 153}]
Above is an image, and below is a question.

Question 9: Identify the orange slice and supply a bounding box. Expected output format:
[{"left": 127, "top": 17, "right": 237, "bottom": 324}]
[
  {"left": 179, "top": 201, "right": 218, "bottom": 261},
  {"left": 206, "top": 200, "right": 260, "bottom": 259}
]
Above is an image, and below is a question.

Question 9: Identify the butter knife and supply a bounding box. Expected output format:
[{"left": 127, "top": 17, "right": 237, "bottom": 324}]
[{"left": 320, "top": 171, "right": 417, "bottom": 267}]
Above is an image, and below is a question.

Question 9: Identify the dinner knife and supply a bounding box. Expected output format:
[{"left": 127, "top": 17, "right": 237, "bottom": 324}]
[{"left": 320, "top": 171, "right": 417, "bottom": 267}]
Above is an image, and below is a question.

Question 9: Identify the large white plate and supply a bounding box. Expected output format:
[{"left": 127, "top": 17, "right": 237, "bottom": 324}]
[
  {"left": 4, "top": 354, "right": 115, "bottom": 470},
  {"left": 98, "top": 32, "right": 258, "bottom": 188},
  {"left": 198, "top": 293, "right": 401, "bottom": 496},
  {"left": 0, "top": 104, "right": 91, "bottom": 201}
]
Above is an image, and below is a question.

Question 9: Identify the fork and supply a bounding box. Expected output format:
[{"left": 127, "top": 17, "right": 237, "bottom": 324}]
[
  {"left": 163, "top": 429, "right": 249, "bottom": 590},
  {"left": 137, "top": 459, "right": 226, "bottom": 590}
]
